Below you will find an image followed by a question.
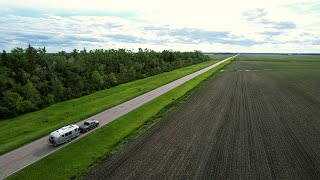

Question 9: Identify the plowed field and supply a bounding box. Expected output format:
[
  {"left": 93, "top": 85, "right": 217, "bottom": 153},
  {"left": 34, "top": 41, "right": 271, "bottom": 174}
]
[{"left": 85, "top": 55, "right": 320, "bottom": 179}]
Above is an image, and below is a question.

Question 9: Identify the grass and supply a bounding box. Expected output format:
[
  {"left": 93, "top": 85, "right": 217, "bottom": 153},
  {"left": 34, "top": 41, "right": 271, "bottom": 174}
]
[
  {"left": 7, "top": 58, "right": 234, "bottom": 180},
  {"left": 0, "top": 59, "right": 220, "bottom": 155}
]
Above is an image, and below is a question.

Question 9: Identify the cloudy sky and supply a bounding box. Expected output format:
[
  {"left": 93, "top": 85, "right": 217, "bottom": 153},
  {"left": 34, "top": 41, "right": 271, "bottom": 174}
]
[{"left": 0, "top": 0, "right": 319, "bottom": 53}]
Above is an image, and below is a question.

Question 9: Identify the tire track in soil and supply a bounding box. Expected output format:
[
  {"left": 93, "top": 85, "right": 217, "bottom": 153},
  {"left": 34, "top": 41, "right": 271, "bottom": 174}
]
[{"left": 84, "top": 61, "right": 320, "bottom": 180}]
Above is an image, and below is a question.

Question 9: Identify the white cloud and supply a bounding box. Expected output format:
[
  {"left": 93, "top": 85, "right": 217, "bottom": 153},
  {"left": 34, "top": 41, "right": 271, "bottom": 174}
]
[{"left": 0, "top": 0, "right": 319, "bottom": 52}]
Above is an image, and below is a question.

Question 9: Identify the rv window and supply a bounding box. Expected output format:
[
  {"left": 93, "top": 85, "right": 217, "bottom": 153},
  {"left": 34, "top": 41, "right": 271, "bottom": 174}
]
[
  {"left": 62, "top": 135, "right": 64, "bottom": 137},
  {"left": 69, "top": 132, "right": 72, "bottom": 135},
  {"left": 65, "top": 133, "right": 68, "bottom": 136}
]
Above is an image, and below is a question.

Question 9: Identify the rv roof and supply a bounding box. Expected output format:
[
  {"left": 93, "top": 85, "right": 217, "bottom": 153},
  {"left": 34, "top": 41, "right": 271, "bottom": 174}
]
[{"left": 50, "top": 124, "right": 79, "bottom": 137}]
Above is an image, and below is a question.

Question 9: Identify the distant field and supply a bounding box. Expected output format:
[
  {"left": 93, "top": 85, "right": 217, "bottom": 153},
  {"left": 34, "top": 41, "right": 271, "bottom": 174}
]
[
  {"left": 225, "top": 60, "right": 320, "bottom": 71},
  {"left": 81, "top": 54, "right": 320, "bottom": 179},
  {"left": 0, "top": 59, "right": 219, "bottom": 155},
  {"left": 206, "top": 54, "right": 237, "bottom": 60},
  {"left": 238, "top": 54, "right": 320, "bottom": 62},
  {"left": 228, "top": 54, "right": 320, "bottom": 107}
]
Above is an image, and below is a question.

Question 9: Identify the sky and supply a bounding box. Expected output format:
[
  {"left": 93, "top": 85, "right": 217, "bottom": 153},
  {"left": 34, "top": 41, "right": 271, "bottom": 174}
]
[{"left": 0, "top": 0, "right": 319, "bottom": 53}]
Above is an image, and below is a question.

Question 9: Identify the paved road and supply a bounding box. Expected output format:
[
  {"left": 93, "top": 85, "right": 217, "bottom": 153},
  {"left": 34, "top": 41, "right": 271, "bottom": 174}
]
[{"left": 0, "top": 55, "right": 237, "bottom": 179}]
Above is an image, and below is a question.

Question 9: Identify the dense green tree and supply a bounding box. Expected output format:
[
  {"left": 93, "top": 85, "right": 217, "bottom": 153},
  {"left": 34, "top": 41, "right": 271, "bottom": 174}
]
[
  {"left": 43, "top": 94, "right": 55, "bottom": 105},
  {"left": 50, "top": 75, "right": 65, "bottom": 101},
  {"left": 71, "top": 49, "right": 78, "bottom": 59},
  {"left": 2, "top": 91, "right": 24, "bottom": 116},
  {"left": 128, "top": 66, "right": 136, "bottom": 81},
  {"left": 20, "top": 81, "right": 41, "bottom": 110},
  {"left": 10, "top": 48, "right": 27, "bottom": 73},
  {"left": 1, "top": 50, "right": 9, "bottom": 67},
  {"left": 0, "top": 45, "right": 211, "bottom": 118},
  {"left": 0, "top": 67, "right": 12, "bottom": 92},
  {"left": 25, "top": 44, "right": 37, "bottom": 73},
  {"left": 108, "top": 73, "right": 118, "bottom": 86},
  {"left": 91, "top": 70, "right": 103, "bottom": 90}
]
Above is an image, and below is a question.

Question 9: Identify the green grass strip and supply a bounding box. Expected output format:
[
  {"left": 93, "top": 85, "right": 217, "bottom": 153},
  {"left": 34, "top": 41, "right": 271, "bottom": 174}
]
[
  {"left": 8, "top": 59, "right": 233, "bottom": 180},
  {"left": 0, "top": 60, "right": 220, "bottom": 155}
]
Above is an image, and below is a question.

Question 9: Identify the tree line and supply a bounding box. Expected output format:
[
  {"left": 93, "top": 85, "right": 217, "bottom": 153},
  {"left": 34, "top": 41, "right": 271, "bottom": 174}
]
[{"left": 0, "top": 45, "right": 211, "bottom": 118}]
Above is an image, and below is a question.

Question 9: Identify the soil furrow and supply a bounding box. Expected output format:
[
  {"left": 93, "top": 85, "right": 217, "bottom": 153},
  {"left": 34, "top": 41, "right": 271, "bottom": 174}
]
[{"left": 84, "top": 57, "right": 320, "bottom": 179}]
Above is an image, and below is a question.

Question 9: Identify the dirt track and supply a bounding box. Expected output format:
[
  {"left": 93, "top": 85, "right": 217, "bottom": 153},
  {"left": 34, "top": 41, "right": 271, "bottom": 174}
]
[{"left": 85, "top": 59, "right": 320, "bottom": 179}]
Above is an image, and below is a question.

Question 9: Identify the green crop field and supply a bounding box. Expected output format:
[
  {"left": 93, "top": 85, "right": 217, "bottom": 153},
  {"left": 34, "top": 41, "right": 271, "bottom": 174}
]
[
  {"left": 0, "top": 59, "right": 220, "bottom": 155},
  {"left": 7, "top": 59, "right": 234, "bottom": 180}
]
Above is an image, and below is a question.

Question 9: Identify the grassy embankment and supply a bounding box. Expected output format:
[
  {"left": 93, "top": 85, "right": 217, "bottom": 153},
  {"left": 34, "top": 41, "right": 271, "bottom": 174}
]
[
  {"left": 8, "top": 58, "right": 235, "bottom": 179},
  {"left": 0, "top": 59, "right": 220, "bottom": 155}
]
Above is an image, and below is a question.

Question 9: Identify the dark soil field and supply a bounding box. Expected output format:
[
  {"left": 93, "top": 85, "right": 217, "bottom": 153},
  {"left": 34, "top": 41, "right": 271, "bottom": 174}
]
[{"left": 84, "top": 54, "right": 320, "bottom": 179}]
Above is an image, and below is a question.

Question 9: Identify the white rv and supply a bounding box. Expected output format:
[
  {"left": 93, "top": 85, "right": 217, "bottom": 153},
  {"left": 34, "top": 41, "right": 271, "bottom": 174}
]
[{"left": 48, "top": 124, "right": 80, "bottom": 146}]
